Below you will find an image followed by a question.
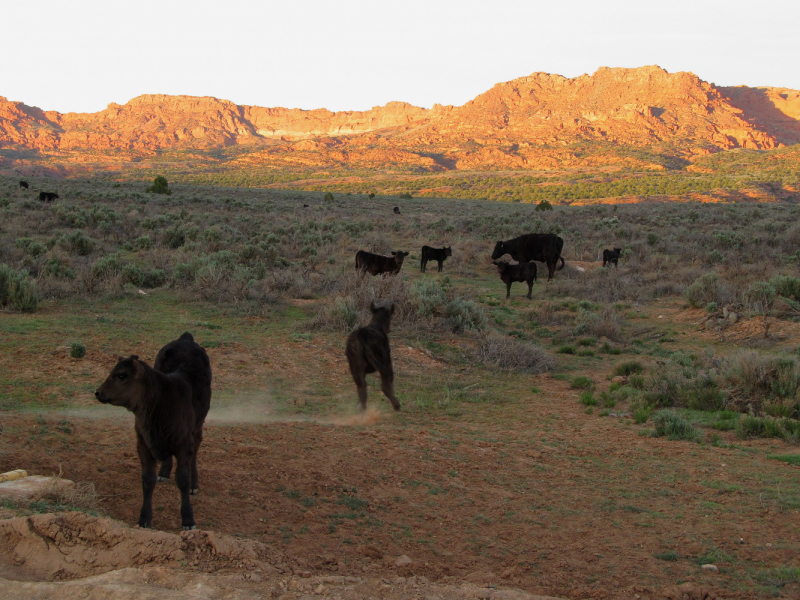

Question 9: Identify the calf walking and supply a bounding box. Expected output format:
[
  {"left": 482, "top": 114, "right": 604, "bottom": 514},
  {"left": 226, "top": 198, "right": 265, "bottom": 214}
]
[{"left": 494, "top": 261, "right": 538, "bottom": 299}]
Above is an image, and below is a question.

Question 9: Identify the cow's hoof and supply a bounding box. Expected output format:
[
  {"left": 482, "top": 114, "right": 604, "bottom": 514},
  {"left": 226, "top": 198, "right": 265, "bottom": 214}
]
[
  {"left": 190, "top": 488, "right": 199, "bottom": 495},
  {"left": 183, "top": 525, "right": 196, "bottom": 531},
  {"left": 157, "top": 476, "right": 170, "bottom": 482},
  {"left": 137, "top": 522, "right": 151, "bottom": 529}
]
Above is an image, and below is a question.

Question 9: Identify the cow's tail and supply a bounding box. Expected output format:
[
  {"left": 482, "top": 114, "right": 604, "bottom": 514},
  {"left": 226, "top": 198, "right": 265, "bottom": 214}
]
[
  {"left": 355, "top": 253, "right": 360, "bottom": 271},
  {"left": 557, "top": 256, "right": 565, "bottom": 270}
]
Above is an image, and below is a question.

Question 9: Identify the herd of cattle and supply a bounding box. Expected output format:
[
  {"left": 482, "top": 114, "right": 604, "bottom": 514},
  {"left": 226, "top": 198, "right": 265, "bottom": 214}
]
[{"left": 94, "top": 229, "right": 630, "bottom": 530}]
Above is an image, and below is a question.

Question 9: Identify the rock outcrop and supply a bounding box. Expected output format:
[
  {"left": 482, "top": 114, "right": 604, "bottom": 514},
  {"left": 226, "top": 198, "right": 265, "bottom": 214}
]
[{"left": 1, "top": 66, "right": 798, "bottom": 172}]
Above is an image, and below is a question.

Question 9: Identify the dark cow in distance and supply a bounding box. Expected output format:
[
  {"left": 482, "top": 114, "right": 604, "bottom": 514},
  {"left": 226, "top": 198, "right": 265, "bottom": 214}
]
[
  {"left": 494, "top": 261, "right": 537, "bottom": 299},
  {"left": 355, "top": 250, "right": 409, "bottom": 276},
  {"left": 19, "top": 180, "right": 29, "bottom": 189},
  {"left": 38, "top": 191, "right": 59, "bottom": 202},
  {"left": 603, "top": 248, "right": 622, "bottom": 268},
  {"left": 420, "top": 245, "right": 452, "bottom": 273},
  {"left": 95, "top": 332, "right": 212, "bottom": 531},
  {"left": 346, "top": 301, "right": 401, "bottom": 412},
  {"left": 393, "top": 206, "right": 401, "bottom": 214},
  {"left": 491, "top": 233, "right": 565, "bottom": 282}
]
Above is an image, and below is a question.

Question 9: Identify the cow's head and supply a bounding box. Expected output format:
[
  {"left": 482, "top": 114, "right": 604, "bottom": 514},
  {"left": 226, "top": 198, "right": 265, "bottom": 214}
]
[
  {"left": 445, "top": 247, "right": 452, "bottom": 256},
  {"left": 491, "top": 241, "right": 506, "bottom": 260},
  {"left": 391, "top": 251, "right": 409, "bottom": 265},
  {"left": 370, "top": 301, "right": 395, "bottom": 332},
  {"left": 95, "top": 355, "right": 147, "bottom": 411},
  {"left": 492, "top": 261, "right": 509, "bottom": 273}
]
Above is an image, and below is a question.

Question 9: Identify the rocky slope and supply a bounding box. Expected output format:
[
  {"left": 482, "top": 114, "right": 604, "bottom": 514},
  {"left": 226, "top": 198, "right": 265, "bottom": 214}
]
[{"left": 1, "top": 66, "right": 799, "bottom": 172}]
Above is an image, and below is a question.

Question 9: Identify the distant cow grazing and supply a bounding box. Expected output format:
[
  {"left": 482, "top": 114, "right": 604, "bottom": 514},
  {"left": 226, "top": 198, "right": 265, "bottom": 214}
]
[
  {"left": 95, "top": 332, "right": 212, "bottom": 531},
  {"left": 420, "top": 245, "right": 452, "bottom": 273},
  {"left": 491, "top": 233, "right": 565, "bottom": 282},
  {"left": 19, "top": 180, "right": 29, "bottom": 189},
  {"left": 355, "top": 250, "right": 409, "bottom": 276},
  {"left": 603, "top": 248, "right": 622, "bottom": 268},
  {"left": 38, "top": 191, "right": 59, "bottom": 202},
  {"left": 346, "top": 301, "right": 401, "bottom": 412},
  {"left": 393, "top": 206, "right": 401, "bottom": 215},
  {"left": 494, "top": 261, "right": 538, "bottom": 299}
]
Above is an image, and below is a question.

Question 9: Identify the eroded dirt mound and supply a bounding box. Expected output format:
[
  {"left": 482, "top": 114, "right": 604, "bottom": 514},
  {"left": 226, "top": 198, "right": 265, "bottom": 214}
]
[
  {"left": 0, "top": 513, "right": 563, "bottom": 600},
  {"left": 0, "top": 512, "right": 291, "bottom": 582}
]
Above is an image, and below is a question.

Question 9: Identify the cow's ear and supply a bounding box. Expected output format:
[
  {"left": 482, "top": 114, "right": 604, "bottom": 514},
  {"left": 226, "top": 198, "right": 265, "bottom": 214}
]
[
  {"left": 391, "top": 251, "right": 397, "bottom": 256},
  {"left": 370, "top": 300, "right": 378, "bottom": 313},
  {"left": 132, "top": 358, "right": 145, "bottom": 379},
  {"left": 389, "top": 304, "right": 395, "bottom": 316},
  {"left": 117, "top": 355, "right": 125, "bottom": 363}
]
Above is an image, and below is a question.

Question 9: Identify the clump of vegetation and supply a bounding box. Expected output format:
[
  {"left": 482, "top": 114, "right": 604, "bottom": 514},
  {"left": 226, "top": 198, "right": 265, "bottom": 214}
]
[
  {"left": 613, "top": 361, "right": 644, "bottom": 377},
  {"left": 70, "top": 342, "right": 87, "bottom": 359},
  {"left": 476, "top": 333, "right": 554, "bottom": 374},
  {"left": 0, "top": 264, "right": 38, "bottom": 312},
  {"left": 147, "top": 175, "right": 172, "bottom": 195},
  {"left": 652, "top": 410, "right": 700, "bottom": 442}
]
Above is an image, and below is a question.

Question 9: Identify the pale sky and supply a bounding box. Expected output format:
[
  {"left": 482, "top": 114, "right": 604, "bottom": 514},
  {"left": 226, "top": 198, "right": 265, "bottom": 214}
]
[{"left": 3, "top": 0, "right": 799, "bottom": 114}]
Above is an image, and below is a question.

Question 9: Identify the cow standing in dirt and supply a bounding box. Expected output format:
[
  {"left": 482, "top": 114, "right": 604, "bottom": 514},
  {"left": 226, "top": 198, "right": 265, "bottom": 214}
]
[
  {"left": 345, "top": 302, "right": 401, "bottom": 412},
  {"left": 491, "top": 233, "right": 565, "bottom": 282},
  {"left": 95, "top": 333, "right": 212, "bottom": 531},
  {"left": 420, "top": 245, "right": 452, "bottom": 273}
]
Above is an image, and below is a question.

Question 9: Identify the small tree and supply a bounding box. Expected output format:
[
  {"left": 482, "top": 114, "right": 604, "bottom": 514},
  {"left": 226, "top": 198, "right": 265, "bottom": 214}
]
[
  {"left": 147, "top": 175, "right": 171, "bottom": 195},
  {"left": 746, "top": 281, "right": 776, "bottom": 338},
  {"left": 535, "top": 199, "right": 553, "bottom": 211},
  {"left": 323, "top": 192, "right": 335, "bottom": 203}
]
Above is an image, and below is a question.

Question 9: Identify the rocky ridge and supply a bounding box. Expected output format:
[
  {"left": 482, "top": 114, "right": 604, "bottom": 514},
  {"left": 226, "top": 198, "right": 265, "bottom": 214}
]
[{"left": 1, "top": 66, "right": 799, "bottom": 172}]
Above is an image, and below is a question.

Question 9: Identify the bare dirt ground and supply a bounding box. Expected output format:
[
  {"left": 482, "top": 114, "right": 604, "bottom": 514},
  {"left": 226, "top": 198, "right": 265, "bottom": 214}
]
[
  {"left": 2, "top": 377, "right": 799, "bottom": 599},
  {"left": 1, "top": 297, "right": 800, "bottom": 599}
]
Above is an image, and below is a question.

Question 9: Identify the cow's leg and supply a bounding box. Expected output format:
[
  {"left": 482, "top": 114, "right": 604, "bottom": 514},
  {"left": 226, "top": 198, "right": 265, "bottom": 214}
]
[
  {"left": 547, "top": 260, "right": 556, "bottom": 283},
  {"left": 438, "top": 260, "right": 443, "bottom": 272},
  {"left": 351, "top": 369, "right": 368, "bottom": 411},
  {"left": 190, "top": 427, "right": 203, "bottom": 495},
  {"left": 175, "top": 448, "right": 196, "bottom": 530},
  {"left": 506, "top": 282, "right": 512, "bottom": 299},
  {"left": 527, "top": 280, "right": 533, "bottom": 299},
  {"left": 379, "top": 369, "right": 401, "bottom": 411},
  {"left": 136, "top": 433, "right": 157, "bottom": 529},
  {"left": 420, "top": 258, "right": 426, "bottom": 273},
  {"left": 158, "top": 456, "right": 172, "bottom": 482}
]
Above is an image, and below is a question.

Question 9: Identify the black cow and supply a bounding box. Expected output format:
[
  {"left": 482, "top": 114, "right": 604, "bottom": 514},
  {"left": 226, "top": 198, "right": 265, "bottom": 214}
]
[
  {"left": 355, "top": 250, "right": 409, "bottom": 275},
  {"left": 603, "top": 248, "right": 621, "bottom": 268},
  {"left": 491, "top": 234, "right": 565, "bottom": 282},
  {"left": 345, "top": 301, "right": 401, "bottom": 411},
  {"left": 19, "top": 180, "right": 29, "bottom": 189},
  {"left": 38, "top": 192, "right": 59, "bottom": 202},
  {"left": 393, "top": 206, "right": 401, "bottom": 215},
  {"left": 420, "top": 245, "right": 452, "bottom": 273},
  {"left": 95, "top": 332, "right": 212, "bottom": 531},
  {"left": 494, "top": 261, "right": 538, "bottom": 299}
]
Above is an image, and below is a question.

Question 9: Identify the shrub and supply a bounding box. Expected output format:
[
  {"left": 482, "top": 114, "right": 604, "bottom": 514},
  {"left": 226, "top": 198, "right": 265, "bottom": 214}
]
[
  {"left": 652, "top": 411, "right": 700, "bottom": 442},
  {"left": 70, "top": 342, "right": 87, "bottom": 359},
  {"left": 59, "top": 230, "right": 95, "bottom": 256},
  {"left": 737, "top": 415, "right": 786, "bottom": 440},
  {"left": 535, "top": 199, "right": 553, "bottom": 211},
  {"left": 163, "top": 226, "right": 186, "bottom": 249},
  {"left": 142, "top": 269, "right": 166, "bottom": 288},
  {"left": 323, "top": 192, "right": 335, "bottom": 203},
  {"left": 446, "top": 299, "right": 487, "bottom": 333},
  {"left": 311, "top": 297, "right": 360, "bottom": 332},
  {"left": 614, "top": 361, "right": 644, "bottom": 376},
  {"left": 0, "top": 265, "right": 38, "bottom": 312},
  {"left": 410, "top": 279, "right": 446, "bottom": 318},
  {"left": 745, "top": 281, "right": 776, "bottom": 315},
  {"left": 685, "top": 272, "right": 731, "bottom": 308},
  {"left": 122, "top": 264, "right": 144, "bottom": 286},
  {"left": 15, "top": 237, "right": 47, "bottom": 257},
  {"left": 571, "top": 376, "right": 595, "bottom": 390},
  {"left": 475, "top": 333, "right": 555, "bottom": 374},
  {"left": 580, "top": 391, "right": 597, "bottom": 406},
  {"left": 557, "top": 345, "right": 576, "bottom": 354},
  {"left": 91, "top": 254, "right": 124, "bottom": 279},
  {"left": 133, "top": 235, "right": 153, "bottom": 250},
  {"left": 770, "top": 275, "right": 800, "bottom": 300},
  {"left": 398, "top": 192, "right": 413, "bottom": 200},
  {"left": 147, "top": 175, "right": 171, "bottom": 195}
]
